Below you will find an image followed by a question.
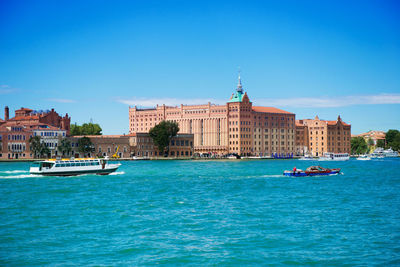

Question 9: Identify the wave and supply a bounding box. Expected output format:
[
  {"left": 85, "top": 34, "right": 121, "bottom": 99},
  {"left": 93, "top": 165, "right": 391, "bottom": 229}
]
[
  {"left": 0, "top": 174, "right": 42, "bottom": 179},
  {"left": 0, "top": 170, "right": 28, "bottom": 174},
  {"left": 260, "top": 174, "right": 284, "bottom": 178},
  {"left": 109, "top": 171, "right": 125, "bottom": 176}
]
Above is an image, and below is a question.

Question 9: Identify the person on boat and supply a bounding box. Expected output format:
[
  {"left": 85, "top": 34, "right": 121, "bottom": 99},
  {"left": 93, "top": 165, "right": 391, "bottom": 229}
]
[{"left": 293, "top": 166, "right": 297, "bottom": 173}]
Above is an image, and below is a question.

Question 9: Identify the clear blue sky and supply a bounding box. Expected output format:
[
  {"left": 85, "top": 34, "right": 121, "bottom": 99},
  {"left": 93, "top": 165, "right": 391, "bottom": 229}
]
[{"left": 1, "top": 0, "right": 399, "bottom": 134}]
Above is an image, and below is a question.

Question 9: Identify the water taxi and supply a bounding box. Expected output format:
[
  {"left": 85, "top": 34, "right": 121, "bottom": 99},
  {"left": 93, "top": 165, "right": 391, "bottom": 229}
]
[
  {"left": 284, "top": 166, "right": 341, "bottom": 177},
  {"left": 29, "top": 157, "right": 121, "bottom": 176},
  {"left": 318, "top": 152, "right": 349, "bottom": 161}
]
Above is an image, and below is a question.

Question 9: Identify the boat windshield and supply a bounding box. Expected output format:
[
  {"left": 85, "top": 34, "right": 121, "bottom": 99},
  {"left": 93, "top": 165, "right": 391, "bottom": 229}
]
[{"left": 41, "top": 162, "right": 54, "bottom": 169}]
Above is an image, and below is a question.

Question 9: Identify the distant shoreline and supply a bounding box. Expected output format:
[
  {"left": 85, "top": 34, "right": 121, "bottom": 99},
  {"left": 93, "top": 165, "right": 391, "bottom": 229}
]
[{"left": 0, "top": 157, "right": 302, "bottom": 162}]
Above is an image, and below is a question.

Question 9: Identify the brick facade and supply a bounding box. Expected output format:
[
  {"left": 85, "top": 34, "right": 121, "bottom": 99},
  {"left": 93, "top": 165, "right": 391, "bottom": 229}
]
[
  {"left": 296, "top": 115, "right": 351, "bottom": 156},
  {"left": 129, "top": 76, "right": 296, "bottom": 156}
]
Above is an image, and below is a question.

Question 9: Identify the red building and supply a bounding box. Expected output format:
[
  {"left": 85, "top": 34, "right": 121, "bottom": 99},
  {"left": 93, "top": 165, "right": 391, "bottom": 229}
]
[
  {"left": 2, "top": 106, "right": 71, "bottom": 135},
  {"left": 0, "top": 106, "right": 71, "bottom": 159}
]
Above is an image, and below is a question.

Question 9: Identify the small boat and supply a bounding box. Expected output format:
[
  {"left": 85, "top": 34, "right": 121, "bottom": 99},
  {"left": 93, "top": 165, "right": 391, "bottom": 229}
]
[
  {"left": 29, "top": 157, "right": 121, "bottom": 176},
  {"left": 298, "top": 154, "right": 314, "bottom": 160},
  {"left": 318, "top": 152, "right": 349, "bottom": 161},
  {"left": 283, "top": 166, "right": 341, "bottom": 177},
  {"left": 132, "top": 156, "right": 150, "bottom": 160},
  {"left": 356, "top": 155, "right": 371, "bottom": 161},
  {"left": 227, "top": 154, "right": 241, "bottom": 159}
]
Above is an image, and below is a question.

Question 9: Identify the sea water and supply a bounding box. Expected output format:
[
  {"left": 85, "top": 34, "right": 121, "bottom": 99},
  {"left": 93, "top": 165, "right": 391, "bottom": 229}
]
[{"left": 0, "top": 159, "right": 399, "bottom": 265}]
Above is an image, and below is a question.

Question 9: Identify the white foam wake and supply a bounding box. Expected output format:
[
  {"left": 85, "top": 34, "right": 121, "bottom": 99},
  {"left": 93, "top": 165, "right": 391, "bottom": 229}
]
[
  {"left": 261, "top": 174, "right": 284, "bottom": 178},
  {"left": 0, "top": 170, "right": 28, "bottom": 174},
  {"left": 109, "top": 171, "right": 125, "bottom": 176},
  {"left": 0, "top": 174, "right": 42, "bottom": 179}
]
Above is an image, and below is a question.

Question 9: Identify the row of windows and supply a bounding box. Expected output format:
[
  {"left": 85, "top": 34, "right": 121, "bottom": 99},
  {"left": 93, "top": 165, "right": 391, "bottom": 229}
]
[
  {"left": 35, "top": 131, "right": 65, "bottom": 137},
  {"left": 8, "top": 143, "right": 26, "bottom": 151},
  {"left": 136, "top": 150, "right": 192, "bottom": 156},
  {"left": 11, "top": 127, "right": 23, "bottom": 131},
  {"left": 55, "top": 162, "right": 100, "bottom": 167},
  {"left": 44, "top": 142, "right": 57, "bottom": 148},
  {"left": 8, "top": 135, "right": 26, "bottom": 141}
]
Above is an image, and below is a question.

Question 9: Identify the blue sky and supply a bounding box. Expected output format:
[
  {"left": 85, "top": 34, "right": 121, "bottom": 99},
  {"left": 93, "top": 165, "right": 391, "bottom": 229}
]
[{"left": 1, "top": 0, "right": 399, "bottom": 134}]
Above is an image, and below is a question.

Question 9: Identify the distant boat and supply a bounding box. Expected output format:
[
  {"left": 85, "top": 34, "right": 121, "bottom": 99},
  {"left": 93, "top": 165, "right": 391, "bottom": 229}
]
[
  {"left": 318, "top": 152, "right": 349, "bottom": 161},
  {"left": 298, "top": 154, "right": 314, "bottom": 161},
  {"left": 227, "top": 154, "right": 241, "bottom": 159},
  {"left": 371, "top": 147, "right": 399, "bottom": 158},
  {"left": 30, "top": 157, "right": 120, "bottom": 176},
  {"left": 356, "top": 155, "right": 371, "bottom": 161},
  {"left": 132, "top": 156, "right": 150, "bottom": 160}
]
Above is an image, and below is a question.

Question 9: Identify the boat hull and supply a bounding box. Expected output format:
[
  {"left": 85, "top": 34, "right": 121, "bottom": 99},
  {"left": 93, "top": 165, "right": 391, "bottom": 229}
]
[
  {"left": 283, "top": 169, "right": 340, "bottom": 177},
  {"left": 30, "top": 165, "right": 120, "bottom": 176}
]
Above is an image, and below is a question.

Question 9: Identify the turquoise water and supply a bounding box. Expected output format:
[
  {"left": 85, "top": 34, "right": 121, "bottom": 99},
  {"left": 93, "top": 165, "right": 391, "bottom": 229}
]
[{"left": 1, "top": 159, "right": 400, "bottom": 265}]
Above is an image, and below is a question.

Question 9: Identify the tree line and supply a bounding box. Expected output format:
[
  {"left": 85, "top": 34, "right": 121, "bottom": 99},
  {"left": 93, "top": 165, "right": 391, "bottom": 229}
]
[
  {"left": 351, "top": 129, "right": 400, "bottom": 155},
  {"left": 70, "top": 123, "right": 102, "bottom": 136}
]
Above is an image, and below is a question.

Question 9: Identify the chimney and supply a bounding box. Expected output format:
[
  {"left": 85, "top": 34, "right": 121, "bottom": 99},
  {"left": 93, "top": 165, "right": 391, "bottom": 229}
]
[{"left": 5, "top": 106, "right": 9, "bottom": 120}]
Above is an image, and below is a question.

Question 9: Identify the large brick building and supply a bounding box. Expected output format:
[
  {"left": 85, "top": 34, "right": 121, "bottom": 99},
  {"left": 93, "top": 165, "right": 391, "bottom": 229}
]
[
  {"left": 295, "top": 115, "right": 351, "bottom": 156},
  {"left": 129, "top": 76, "right": 296, "bottom": 156}
]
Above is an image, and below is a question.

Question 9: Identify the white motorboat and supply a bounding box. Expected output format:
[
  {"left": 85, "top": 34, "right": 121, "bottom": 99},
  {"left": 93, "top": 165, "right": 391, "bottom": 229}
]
[
  {"left": 132, "top": 156, "right": 150, "bottom": 160},
  {"left": 227, "top": 154, "right": 241, "bottom": 159},
  {"left": 356, "top": 155, "right": 371, "bottom": 161},
  {"left": 298, "top": 154, "right": 315, "bottom": 160},
  {"left": 371, "top": 147, "right": 399, "bottom": 158},
  {"left": 318, "top": 152, "right": 349, "bottom": 161},
  {"left": 383, "top": 148, "right": 399, "bottom": 157},
  {"left": 30, "top": 157, "right": 121, "bottom": 176}
]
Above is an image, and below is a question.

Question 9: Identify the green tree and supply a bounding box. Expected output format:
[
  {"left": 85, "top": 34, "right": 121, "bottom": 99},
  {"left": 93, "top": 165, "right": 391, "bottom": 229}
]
[
  {"left": 385, "top": 130, "right": 399, "bottom": 144},
  {"left": 70, "top": 123, "right": 81, "bottom": 136},
  {"left": 29, "top": 136, "right": 50, "bottom": 158},
  {"left": 77, "top": 136, "right": 94, "bottom": 156},
  {"left": 149, "top": 121, "right": 179, "bottom": 156},
  {"left": 70, "top": 123, "right": 102, "bottom": 136},
  {"left": 388, "top": 132, "right": 400, "bottom": 151},
  {"left": 376, "top": 139, "right": 385, "bottom": 148},
  {"left": 367, "top": 138, "right": 374, "bottom": 147},
  {"left": 351, "top": 137, "right": 368, "bottom": 155},
  {"left": 29, "top": 136, "right": 41, "bottom": 158},
  {"left": 58, "top": 138, "right": 72, "bottom": 157}
]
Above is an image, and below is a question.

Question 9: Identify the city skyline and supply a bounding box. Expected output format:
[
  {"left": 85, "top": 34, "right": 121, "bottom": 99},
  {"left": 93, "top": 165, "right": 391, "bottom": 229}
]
[{"left": 1, "top": 0, "right": 400, "bottom": 134}]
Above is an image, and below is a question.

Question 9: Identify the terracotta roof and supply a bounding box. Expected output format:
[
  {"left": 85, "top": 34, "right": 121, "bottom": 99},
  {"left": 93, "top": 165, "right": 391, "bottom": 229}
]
[
  {"left": 9, "top": 115, "right": 39, "bottom": 121},
  {"left": 353, "top": 130, "right": 385, "bottom": 139},
  {"left": 30, "top": 124, "right": 62, "bottom": 131},
  {"left": 252, "top": 106, "right": 293, "bottom": 114},
  {"left": 17, "top": 107, "right": 33, "bottom": 111},
  {"left": 326, "top": 120, "right": 350, "bottom": 126},
  {"left": 295, "top": 122, "right": 305, "bottom": 127}
]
